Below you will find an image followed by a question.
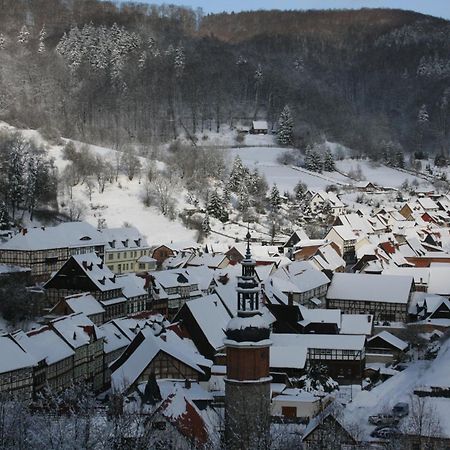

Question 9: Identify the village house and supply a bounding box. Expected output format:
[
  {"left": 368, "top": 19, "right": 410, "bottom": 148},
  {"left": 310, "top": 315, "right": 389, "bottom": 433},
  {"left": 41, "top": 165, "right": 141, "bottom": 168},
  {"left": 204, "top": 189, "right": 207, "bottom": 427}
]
[
  {"left": 264, "top": 261, "right": 331, "bottom": 307},
  {"left": 172, "top": 293, "right": 231, "bottom": 360},
  {"left": 50, "top": 313, "right": 104, "bottom": 391},
  {"left": 302, "top": 407, "right": 358, "bottom": 449},
  {"left": 149, "top": 269, "right": 203, "bottom": 318},
  {"left": 115, "top": 273, "right": 151, "bottom": 315},
  {"left": 50, "top": 292, "right": 105, "bottom": 325},
  {"left": 97, "top": 321, "right": 132, "bottom": 388},
  {"left": 272, "top": 389, "right": 334, "bottom": 421},
  {"left": 309, "top": 191, "right": 345, "bottom": 217},
  {"left": 44, "top": 253, "right": 129, "bottom": 320},
  {"left": 0, "top": 334, "right": 36, "bottom": 400},
  {"left": 325, "top": 225, "right": 358, "bottom": 263},
  {"left": 366, "top": 331, "right": 408, "bottom": 364},
  {"left": 151, "top": 244, "right": 176, "bottom": 268},
  {"left": 271, "top": 333, "right": 366, "bottom": 384},
  {"left": 103, "top": 227, "right": 155, "bottom": 274},
  {"left": 0, "top": 222, "right": 105, "bottom": 281},
  {"left": 13, "top": 327, "right": 75, "bottom": 395},
  {"left": 110, "top": 327, "right": 212, "bottom": 393},
  {"left": 327, "top": 273, "right": 414, "bottom": 322}
]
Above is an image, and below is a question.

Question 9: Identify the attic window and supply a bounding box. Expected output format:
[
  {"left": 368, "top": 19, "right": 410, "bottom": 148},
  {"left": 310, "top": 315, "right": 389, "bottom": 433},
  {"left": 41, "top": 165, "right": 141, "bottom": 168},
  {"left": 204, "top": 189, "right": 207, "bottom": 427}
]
[
  {"left": 98, "top": 277, "right": 106, "bottom": 285},
  {"left": 134, "top": 238, "right": 141, "bottom": 247},
  {"left": 122, "top": 239, "right": 129, "bottom": 248},
  {"left": 80, "top": 236, "right": 92, "bottom": 241},
  {"left": 109, "top": 275, "right": 116, "bottom": 283},
  {"left": 109, "top": 240, "right": 115, "bottom": 248}
]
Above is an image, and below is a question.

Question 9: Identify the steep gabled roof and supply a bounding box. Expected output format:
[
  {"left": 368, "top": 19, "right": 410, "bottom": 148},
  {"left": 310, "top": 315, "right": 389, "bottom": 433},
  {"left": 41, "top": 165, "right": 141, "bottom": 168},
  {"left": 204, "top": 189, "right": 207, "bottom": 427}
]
[
  {"left": 0, "top": 222, "right": 105, "bottom": 251},
  {"left": 111, "top": 328, "right": 211, "bottom": 392},
  {"left": 0, "top": 334, "right": 37, "bottom": 373}
]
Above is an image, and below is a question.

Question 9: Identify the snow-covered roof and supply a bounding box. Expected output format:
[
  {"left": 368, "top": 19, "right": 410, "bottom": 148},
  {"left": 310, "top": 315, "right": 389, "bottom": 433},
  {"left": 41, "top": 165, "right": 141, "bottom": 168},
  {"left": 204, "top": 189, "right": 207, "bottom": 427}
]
[
  {"left": 340, "top": 314, "right": 373, "bottom": 335},
  {"left": 383, "top": 267, "right": 430, "bottom": 285},
  {"left": 14, "top": 327, "right": 74, "bottom": 365},
  {"left": 97, "top": 321, "right": 131, "bottom": 354},
  {"left": 184, "top": 294, "right": 232, "bottom": 351},
  {"left": 327, "top": 273, "right": 413, "bottom": 304},
  {"left": 270, "top": 345, "right": 307, "bottom": 369},
  {"left": 299, "top": 305, "right": 341, "bottom": 328},
  {"left": 71, "top": 253, "right": 118, "bottom": 292},
  {"left": 0, "top": 222, "right": 105, "bottom": 251},
  {"left": 252, "top": 120, "right": 268, "bottom": 130},
  {"left": 111, "top": 328, "right": 211, "bottom": 392},
  {"left": 137, "top": 255, "right": 156, "bottom": 263},
  {"left": 311, "top": 243, "right": 345, "bottom": 272},
  {"left": 271, "top": 333, "right": 366, "bottom": 351},
  {"left": 0, "top": 334, "right": 36, "bottom": 373},
  {"left": 150, "top": 269, "right": 193, "bottom": 288},
  {"left": 50, "top": 313, "right": 99, "bottom": 349},
  {"left": 368, "top": 331, "right": 408, "bottom": 351},
  {"left": 115, "top": 273, "right": 147, "bottom": 298},
  {"left": 64, "top": 293, "right": 105, "bottom": 316},
  {"left": 102, "top": 226, "right": 149, "bottom": 251},
  {"left": 328, "top": 225, "right": 357, "bottom": 241},
  {"left": 187, "top": 253, "right": 228, "bottom": 268},
  {"left": 0, "top": 264, "right": 31, "bottom": 274},
  {"left": 417, "top": 197, "right": 439, "bottom": 211},
  {"left": 428, "top": 263, "right": 450, "bottom": 295}
]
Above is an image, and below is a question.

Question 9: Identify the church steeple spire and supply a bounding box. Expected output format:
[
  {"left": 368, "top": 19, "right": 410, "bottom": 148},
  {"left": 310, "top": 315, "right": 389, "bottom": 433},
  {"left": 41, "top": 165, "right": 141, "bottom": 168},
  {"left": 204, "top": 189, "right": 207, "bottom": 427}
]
[
  {"left": 223, "top": 230, "right": 272, "bottom": 450},
  {"left": 237, "top": 228, "right": 259, "bottom": 316}
]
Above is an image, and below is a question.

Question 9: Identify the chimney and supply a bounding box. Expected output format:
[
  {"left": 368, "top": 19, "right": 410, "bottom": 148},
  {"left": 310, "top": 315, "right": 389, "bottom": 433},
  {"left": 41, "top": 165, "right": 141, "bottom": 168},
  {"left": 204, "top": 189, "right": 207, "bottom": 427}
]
[
  {"left": 22, "top": 228, "right": 28, "bottom": 236},
  {"left": 287, "top": 292, "right": 294, "bottom": 307},
  {"left": 184, "top": 379, "right": 192, "bottom": 390},
  {"left": 367, "top": 315, "right": 371, "bottom": 323}
]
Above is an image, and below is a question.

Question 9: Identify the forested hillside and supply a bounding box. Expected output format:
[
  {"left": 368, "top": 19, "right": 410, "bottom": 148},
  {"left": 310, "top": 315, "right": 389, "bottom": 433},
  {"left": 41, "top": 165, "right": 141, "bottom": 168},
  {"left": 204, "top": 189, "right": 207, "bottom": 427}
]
[{"left": 0, "top": 0, "right": 448, "bottom": 158}]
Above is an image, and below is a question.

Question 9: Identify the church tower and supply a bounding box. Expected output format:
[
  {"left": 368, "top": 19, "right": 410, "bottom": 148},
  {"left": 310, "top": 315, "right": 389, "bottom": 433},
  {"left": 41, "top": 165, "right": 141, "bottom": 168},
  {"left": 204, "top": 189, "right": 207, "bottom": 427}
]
[{"left": 224, "top": 231, "right": 271, "bottom": 450}]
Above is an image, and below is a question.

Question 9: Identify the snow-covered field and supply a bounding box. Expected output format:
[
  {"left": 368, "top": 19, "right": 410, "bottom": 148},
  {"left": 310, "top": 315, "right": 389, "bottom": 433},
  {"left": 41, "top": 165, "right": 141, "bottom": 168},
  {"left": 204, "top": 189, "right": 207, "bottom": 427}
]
[
  {"left": 226, "top": 147, "right": 351, "bottom": 192},
  {"left": 336, "top": 158, "right": 432, "bottom": 189}
]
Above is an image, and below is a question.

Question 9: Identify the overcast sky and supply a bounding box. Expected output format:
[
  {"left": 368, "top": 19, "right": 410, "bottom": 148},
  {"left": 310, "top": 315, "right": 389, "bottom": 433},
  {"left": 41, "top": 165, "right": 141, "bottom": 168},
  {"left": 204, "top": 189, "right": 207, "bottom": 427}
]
[{"left": 143, "top": 1, "right": 450, "bottom": 20}]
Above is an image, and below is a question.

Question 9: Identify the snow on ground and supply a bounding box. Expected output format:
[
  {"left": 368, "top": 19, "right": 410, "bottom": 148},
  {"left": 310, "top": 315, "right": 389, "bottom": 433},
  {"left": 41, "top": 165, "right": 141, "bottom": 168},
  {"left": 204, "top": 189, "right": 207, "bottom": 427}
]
[
  {"left": 336, "top": 158, "right": 433, "bottom": 190},
  {"left": 225, "top": 147, "right": 351, "bottom": 193},
  {"left": 70, "top": 175, "right": 196, "bottom": 246},
  {"left": 344, "top": 361, "right": 430, "bottom": 439},
  {"left": 178, "top": 125, "right": 277, "bottom": 148}
]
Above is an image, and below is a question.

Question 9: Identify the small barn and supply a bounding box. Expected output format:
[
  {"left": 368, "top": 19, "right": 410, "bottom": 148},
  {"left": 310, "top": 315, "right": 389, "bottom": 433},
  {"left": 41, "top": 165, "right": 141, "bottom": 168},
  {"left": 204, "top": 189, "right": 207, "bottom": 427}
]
[{"left": 250, "top": 120, "right": 269, "bottom": 134}]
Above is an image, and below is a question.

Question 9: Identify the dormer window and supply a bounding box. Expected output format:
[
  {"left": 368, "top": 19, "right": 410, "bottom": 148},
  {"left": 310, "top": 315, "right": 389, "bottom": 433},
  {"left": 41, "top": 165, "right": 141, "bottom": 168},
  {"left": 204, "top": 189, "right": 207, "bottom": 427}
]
[
  {"left": 80, "top": 236, "right": 92, "bottom": 241},
  {"left": 122, "top": 239, "right": 129, "bottom": 248},
  {"left": 109, "top": 240, "right": 116, "bottom": 249},
  {"left": 98, "top": 277, "right": 106, "bottom": 285},
  {"left": 134, "top": 238, "right": 141, "bottom": 247}
]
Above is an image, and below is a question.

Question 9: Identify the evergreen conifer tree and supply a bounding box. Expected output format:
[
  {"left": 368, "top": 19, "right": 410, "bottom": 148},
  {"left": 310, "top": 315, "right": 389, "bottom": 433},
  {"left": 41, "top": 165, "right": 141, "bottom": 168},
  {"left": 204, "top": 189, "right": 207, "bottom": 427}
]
[
  {"left": 323, "top": 149, "right": 336, "bottom": 171},
  {"left": 305, "top": 146, "right": 322, "bottom": 173},
  {"left": 228, "top": 156, "right": 246, "bottom": 192},
  {"left": 277, "top": 105, "right": 294, "bottom": 146},
  {"left": 269, "top": 184, "right": 282, "bottom": 211},
  {"left": 17, "top": 25, "right": 30, "bottom": 45}
]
